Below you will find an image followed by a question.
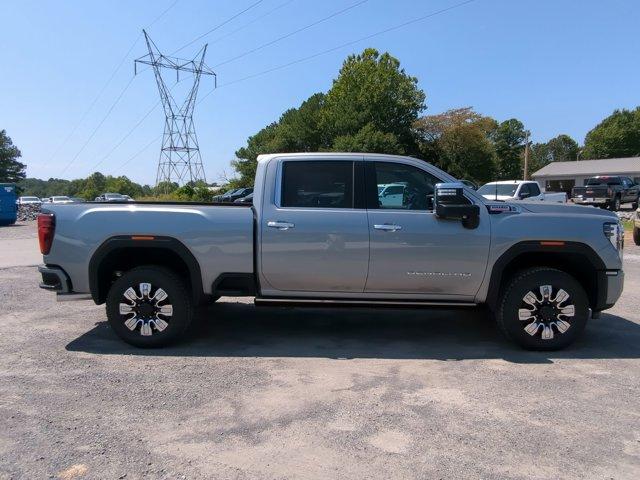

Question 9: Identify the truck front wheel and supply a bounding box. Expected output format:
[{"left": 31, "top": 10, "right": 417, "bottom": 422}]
[
  {"left": 106, "top": 266, "right": 193, "bottom": 348},
  {"left": 496, "top": 268, "right": 589, "bottom": 350},
  {"left": 634, "top": 226, "right": 640, "bottom": 246}
]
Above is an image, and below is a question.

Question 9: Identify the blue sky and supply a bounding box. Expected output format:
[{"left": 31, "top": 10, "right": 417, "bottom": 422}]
[{"left": 1, "top": 0, "right": 638, "bottom": 185}]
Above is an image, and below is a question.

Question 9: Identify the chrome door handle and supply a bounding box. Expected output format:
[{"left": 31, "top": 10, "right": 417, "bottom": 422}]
[
  {"left": 374, "top": 224, "right": 402, "bottom": 232},
  {"left": 267, "top": 221, "right": 295, "bottom": 230}
]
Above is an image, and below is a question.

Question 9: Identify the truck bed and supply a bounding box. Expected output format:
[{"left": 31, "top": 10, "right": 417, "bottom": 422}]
[{"left": 42, "top": 202, "right": 255, "bottom": 295}]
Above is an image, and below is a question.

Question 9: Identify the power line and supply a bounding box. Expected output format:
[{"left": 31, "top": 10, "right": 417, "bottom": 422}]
[
  {"left": 171, "top": 0, "right": 266, "bottom": 55},
  {"left": 86, "top": 100, "right": 161, "bottom": 173},
  {"left": 203, "top": 0, "right": 478, "bottom": 97},
  {"left": 213, "top": 0, "right": 369, "bottom": 69},
  {"left": 59, "top": 75, "right": 137, "bottom": 175},
  {"left": 50, "top": 0, "right": 180, "bottom": 169},
  {"left": 202, "top": 0, "right": 297, "bottom": 48}
]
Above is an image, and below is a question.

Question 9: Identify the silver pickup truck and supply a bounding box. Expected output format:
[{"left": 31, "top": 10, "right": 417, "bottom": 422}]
[{"left": 38, "top": 153, "right": 625, "bottom": 350}]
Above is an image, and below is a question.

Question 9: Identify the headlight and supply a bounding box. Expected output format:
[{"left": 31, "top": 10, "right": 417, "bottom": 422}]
[{"left": 603, "top": 221, "right": 624, "bottom": 255}]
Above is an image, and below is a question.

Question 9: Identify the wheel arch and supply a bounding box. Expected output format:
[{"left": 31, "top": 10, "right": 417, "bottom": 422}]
[
  {"left": 89, "top": 236, "right": 205, "bottom": 305},
  {"left": 486, "top": 241, "right": 606, "bottom": 312}
]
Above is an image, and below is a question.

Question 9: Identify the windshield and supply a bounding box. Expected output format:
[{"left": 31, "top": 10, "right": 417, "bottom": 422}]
[
  {"left": 477, "top": 184, "right": 518, "bottom": 196},
  {"left": 586, "top": 177, "right": 620, "bottom": 186}
]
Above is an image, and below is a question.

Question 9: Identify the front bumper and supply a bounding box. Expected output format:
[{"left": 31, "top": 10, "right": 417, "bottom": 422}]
[{"left": 595, "top": 270, "right": 624, "bottom": 312}]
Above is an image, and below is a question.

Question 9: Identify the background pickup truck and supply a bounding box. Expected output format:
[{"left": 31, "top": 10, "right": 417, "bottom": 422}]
[
  {"left": 477, "top": 180, "right": 567, "bottom": 203},
  {"left": 571, "top": 176, "right": 640, "bottom": 211},
  {"left": 38, "top": 153, "right": 624, "bottom": 351}
]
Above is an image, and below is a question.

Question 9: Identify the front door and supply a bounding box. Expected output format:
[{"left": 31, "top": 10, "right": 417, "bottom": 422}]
[
  {"left": 260, "top": 158, "right": 369, "bottom": 294},
  {"left": 364, "top": 160, "right": 490, "bottom": 299}
]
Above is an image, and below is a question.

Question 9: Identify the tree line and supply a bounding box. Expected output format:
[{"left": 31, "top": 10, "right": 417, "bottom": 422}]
[
  {"left": 230, "top": 48, "right": 640, "bottom": 186},
  {"left": 2, "top": 48, "right": 640, "bottom": 192}
]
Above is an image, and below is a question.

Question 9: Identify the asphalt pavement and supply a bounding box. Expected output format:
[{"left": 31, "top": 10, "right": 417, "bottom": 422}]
[{"left": 1, "top": 221, "right": 639, "bottom": 479}]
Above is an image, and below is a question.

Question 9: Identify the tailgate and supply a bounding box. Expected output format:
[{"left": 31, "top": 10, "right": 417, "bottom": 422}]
[{"left": 573, "top": 186, "right": 609, "bottom": 199}]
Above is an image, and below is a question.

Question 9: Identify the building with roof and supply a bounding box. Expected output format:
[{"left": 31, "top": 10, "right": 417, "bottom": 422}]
[{"left": 531, "top": 156, "right": 640, "bottom": 193}]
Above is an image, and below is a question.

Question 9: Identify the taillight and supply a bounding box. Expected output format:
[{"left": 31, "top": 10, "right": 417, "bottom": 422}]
[{"left": 37, "top": 213, "right": 56, "bottom": 255}]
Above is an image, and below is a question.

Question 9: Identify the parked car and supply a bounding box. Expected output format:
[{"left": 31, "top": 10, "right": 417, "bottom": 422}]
[
  {"left": 478, "top": 180, "right": 567, "bottom": 203},
  {"left": 18, "top": 196, "right": 42, "bottom": 205},
  {"left": 0, "top": 183, "right": 18, "bottom": 226},
  {"left": 571, "top": 176, "right": 640, "bottom": 211},
  {"left": 234, "top": 192, "right": 254, "bottom": 204},
  {"left": 47, "top": 196, "right": 73, "bottom": 204},
  {"left": 95, "top": 193, "right": 130, "bottom": 203},
  {"left": 222, "top": 187, "right": 253, "bottom": 202},
  {"left": 38, "top": 153, "right": 624, "bottom": 351},
  {"left": 68, "top": 197, "right": 86, "bottom": 203}
]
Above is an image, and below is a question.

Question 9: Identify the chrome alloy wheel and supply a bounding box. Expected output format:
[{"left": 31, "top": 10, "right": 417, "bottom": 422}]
[
  {"left": 518, "top": 285, "right": 575, "bottom": 340},
  {"left": 118, "top": 283, "right": 173, "bottom": 336}
]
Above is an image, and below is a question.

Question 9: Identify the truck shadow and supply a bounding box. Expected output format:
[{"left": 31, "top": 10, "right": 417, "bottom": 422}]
[{"left": 66, "top": 300, "right": 640, "bottom": 363}]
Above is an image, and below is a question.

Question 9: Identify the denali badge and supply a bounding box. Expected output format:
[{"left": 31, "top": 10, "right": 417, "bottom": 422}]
[{"left": 407, "top": 271, "right": 471, "bottom": 278}]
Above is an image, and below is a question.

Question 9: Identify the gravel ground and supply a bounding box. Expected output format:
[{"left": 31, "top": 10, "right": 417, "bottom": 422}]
[{"left": 1, "top": 222, "right": 639, "bottom": 479}]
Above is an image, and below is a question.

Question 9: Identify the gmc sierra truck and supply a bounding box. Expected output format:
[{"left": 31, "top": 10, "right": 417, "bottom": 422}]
[
  {"left": 571, "top": 176, "right": 640, "bottom": 211},
  {"left": 38, "top": 153, "right": 625, "bottom": 350}
]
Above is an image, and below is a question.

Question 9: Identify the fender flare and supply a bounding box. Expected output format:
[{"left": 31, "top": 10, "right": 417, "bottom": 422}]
[
  {"left": 485, "top": 241, "right": 606, "bottom": 311},
  {"left": 88, "top": 235, "right": 204, "bottom": 304}
]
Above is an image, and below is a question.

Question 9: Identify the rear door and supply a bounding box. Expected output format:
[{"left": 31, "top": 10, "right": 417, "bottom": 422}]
[
  {"left": 260, "top": 158, "right": 370, "bottom": 293},
  {"left": 364, "top": 159, "right": 490, "bottom": 298}
]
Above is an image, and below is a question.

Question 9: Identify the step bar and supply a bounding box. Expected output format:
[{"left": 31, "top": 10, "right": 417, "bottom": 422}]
[{"left": 254, "top": 297, "right": 477, "bottom": 308}]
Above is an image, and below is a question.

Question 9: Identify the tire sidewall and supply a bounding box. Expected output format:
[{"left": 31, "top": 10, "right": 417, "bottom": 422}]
[
  {"left": 499, "top": 269, "right": 589, "bottom": 350},
  {"left": 106, "top": 267, "right": 191, "bottom": 348}
]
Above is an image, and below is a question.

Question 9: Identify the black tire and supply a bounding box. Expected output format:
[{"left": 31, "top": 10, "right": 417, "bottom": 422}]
[
  {"left": 634, "top": 226, "right": 640, "bottom": 246},
  {"left": 496, "top": 267, "right": 589, "bottom": 351},
  {"left": 632, "top": 196, "right": 639, "bottom": 210},
  {"left": 106, "top": 266, "right": 193, "bottom": 348},
  {"left": 610, "top": 196, "right": 621, "bottom": 211}
]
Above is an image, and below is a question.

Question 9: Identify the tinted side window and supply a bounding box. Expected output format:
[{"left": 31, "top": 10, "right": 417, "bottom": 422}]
[
  {"left": 368, "top": 162, "right": 441, "bottom": 211},
  {"left": 281, "top": 161, "right": 353, "bottom": 208},
  {"left": 529, "top": 182, "right": 541, "bottom": 196},
  {"left": 519, "top": 184, "right": 531, "bottom": 196}
]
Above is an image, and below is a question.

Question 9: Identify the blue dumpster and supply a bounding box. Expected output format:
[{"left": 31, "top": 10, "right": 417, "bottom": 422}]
[{"left": 0, "top": 183, "right": 18, "bottom": 226}]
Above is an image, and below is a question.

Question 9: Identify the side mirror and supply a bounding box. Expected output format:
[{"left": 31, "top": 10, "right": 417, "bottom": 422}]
[{"left": 435, "top": 183, "right": 480, "bottom": 229}]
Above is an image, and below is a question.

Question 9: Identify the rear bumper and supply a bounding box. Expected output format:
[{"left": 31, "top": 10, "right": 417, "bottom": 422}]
[
  {"left": 38, "top": 265, "right": 92, "bottom": 301},
  {"left": 572, "top": 198, "right": 608, "bottom": 205},
  {"left": 38, "top": 265, "right": 71, "bottom": 292}
]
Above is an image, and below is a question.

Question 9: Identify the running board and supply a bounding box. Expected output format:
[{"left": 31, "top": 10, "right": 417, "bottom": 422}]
[{"left": 254, "top": 297, "right": 477, "bottom": 308}]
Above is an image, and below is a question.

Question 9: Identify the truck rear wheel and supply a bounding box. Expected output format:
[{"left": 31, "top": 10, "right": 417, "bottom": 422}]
[
  {"left": 497, "top": 268, "right": 589, "bottom": 350},
  {"left": 106, "top": 266, "right": 193, "bottom": 348},
  {"left": 609, "top": 196, "right": 621, "bottom": 211},
  {"left": 634, "top": 226, "right": 640, "bottom": 246}
]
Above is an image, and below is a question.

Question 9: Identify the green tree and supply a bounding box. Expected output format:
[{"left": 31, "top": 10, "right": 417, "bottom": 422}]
[
  {"left": 529, "top": 134, "right": 579, "bottom": 173},
  {"left": 233, "top": 49, "right": 426, "bottom": 184},
  {"left": 415, "top": 108, "right": 498, "bottom": 183},
  {"left": 492, "top": 119, "right": 527, "bottom": 179},
  {"left": 0, "top": 130, "right": 26, "bottom": 182},
  {"left": 321, "top": 48, "right": 425, "bottom": 153},
  {"left": 582, "top": 107, "right": 640, "bottom": 159}
]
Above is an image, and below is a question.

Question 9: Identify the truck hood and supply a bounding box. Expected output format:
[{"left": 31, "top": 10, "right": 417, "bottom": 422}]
[
  {"left": 516, "top": 201, "right": 618, "bottom": 219},
  {"left": 481, "top": 194, "right": 513, "bottom": 201}
]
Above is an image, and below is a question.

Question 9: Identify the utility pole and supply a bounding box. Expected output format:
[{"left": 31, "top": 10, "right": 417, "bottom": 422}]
[
  {"left": 523, "top": 130, "right": 530, "bottom": 180},
  {"left": 135, "top": 30, "right": 216, "bottom": 189}
]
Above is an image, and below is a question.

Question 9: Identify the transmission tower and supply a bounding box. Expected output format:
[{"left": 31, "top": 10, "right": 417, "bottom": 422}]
[{"left": 135, "top": 30, "right": 216, "bottom": 188}]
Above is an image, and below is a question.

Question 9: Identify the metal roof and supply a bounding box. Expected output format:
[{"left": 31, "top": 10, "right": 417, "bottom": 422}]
[{"left": 532, "top": 157, "right": 640, "bottom": 178}]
